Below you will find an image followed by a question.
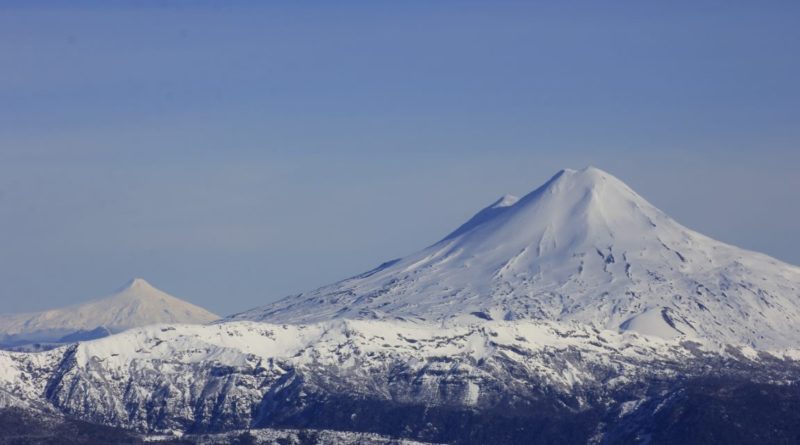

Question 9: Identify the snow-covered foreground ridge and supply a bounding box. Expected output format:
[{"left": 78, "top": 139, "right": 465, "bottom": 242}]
[
  {"left": 232, "top": 167, "right": 800, "bottom": 349},
  {"left": 1, "top": 319, "right": 797, "bottom": 433}
]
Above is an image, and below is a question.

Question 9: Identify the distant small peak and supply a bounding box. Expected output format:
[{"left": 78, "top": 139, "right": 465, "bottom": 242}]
[
  {"left": 122, "top": 277, "right": 153, "bottom": 290},
  {"left": 129, "top": 277, "right": 148, "bottom": 286},
  {"left": 550, "top": 166, "right": 614, "bottom": 188},
  {"left": 551, "top": 168, "right": 576, "bottom": 180},
  {"left": 579, "top": 166, "right": 609, "bottom": 177},
  {"left": 490, "top": 194, "right": 519, "bottom": 209},
  {"left": 556, "top": 166, "right": 610, "bottom": 176},
  {"left": 439, "top": 194, "right": 519, "bottom": 242}
]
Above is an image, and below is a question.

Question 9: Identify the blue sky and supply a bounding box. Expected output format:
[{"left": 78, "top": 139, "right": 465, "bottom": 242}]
[{"left": 1, "top": 1, "right": 798, "bottom": 315}]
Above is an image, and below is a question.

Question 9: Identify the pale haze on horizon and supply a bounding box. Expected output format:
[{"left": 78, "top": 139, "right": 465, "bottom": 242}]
[{"left": 1, "top": 2, "right": 798, "bottom": 316}]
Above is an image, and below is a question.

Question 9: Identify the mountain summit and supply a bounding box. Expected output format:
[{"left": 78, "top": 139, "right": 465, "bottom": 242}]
[
  {"left": 0, "top": 278, "right": 218, "bottom": 347},
  {"left": 232, "top": 167, "right": 800, "bottom": 348}
]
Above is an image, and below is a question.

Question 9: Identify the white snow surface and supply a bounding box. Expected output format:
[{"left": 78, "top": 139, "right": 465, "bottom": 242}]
[
  {"left": 0, "top": 278, "right": 219, "bottom": 339},
  {"left": 0, "top": 318, "right": 719, "bottom": 418},
  {"left": 0, "top": 318, "right": 796, "bottom": 433},
  {"left": 230, "top": 167, "right": 800, "bottom": 349}
]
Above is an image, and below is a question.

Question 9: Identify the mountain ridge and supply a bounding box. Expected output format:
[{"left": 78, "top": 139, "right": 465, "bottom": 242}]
[
  {"left": 230, "top": 167, "right": 800, "bottom": 349},
  {"left": 0, "top": 278, "right": 218, "bottom": 347}
]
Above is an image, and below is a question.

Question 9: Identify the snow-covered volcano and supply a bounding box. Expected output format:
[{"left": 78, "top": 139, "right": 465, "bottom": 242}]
[
  {"left": 231, "top": 167, "right": 800, "bottom": 348},
  {"left": 0, "top": 278, "right": 218, "bottom": 347}
]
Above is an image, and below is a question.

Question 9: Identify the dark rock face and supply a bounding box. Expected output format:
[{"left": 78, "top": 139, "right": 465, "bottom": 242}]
[
  {"left": 240, "top": 376, "right": 800, "bottom": 445},
  {"left": 0, "top": 408, "right": 144, "bottom": 445},
  {"left": 5, "top": 376, "right": 800, "bottom": 445},
  {"left": 602, "top": 378, "right": 800, "bottom": 445},
  {"left": 256, "top": 394, "right": 602, "bottom": 445}
]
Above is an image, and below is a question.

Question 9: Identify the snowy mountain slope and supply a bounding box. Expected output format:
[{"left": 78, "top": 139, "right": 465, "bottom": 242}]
[
  {"left": 0, "top": 278, "right": 218, "bottom": 347},
  {"left": 0, "top": 318, "right": 790, "bottom": 433},
  {"left": 0, "top": 318, "right": 796, "bottom": 442},
  {"left": 230, "top": 167, "right": 800, "bottom": 349}
]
